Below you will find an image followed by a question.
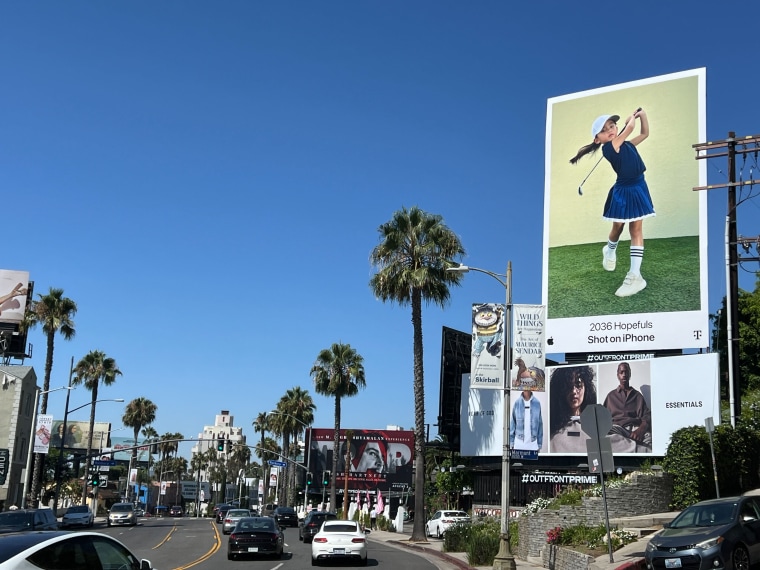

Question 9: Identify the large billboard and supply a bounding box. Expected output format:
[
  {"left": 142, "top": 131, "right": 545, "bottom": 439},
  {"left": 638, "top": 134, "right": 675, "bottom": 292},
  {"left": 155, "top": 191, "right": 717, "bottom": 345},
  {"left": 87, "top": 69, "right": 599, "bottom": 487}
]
[
  {"left": 110, "top": 436, "right": 152, "bottom": 462},
  {"left": 307, "top": 428, "right": 413, "bottom": 492},
  {"left": 50, "top": 420, "right": 110, "bottom": 451},
  {"left": 542, "top": 69, "right": 708, "bottom": 354},
  {"left": 461, "top": 352, "right": 719, "bottom": 457},
  {"left": 0, "top": 270, "right": 30, "bottom": 325}
]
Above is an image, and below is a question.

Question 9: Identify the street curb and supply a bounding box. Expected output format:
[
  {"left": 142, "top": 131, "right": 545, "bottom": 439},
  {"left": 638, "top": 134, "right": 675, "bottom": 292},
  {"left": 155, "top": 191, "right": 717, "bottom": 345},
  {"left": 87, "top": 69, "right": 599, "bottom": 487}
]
[
  {"left": 388, "top": 539, "right": 472, "bottom": 570},
  {"left": 614, "top": 558, "right": 646, "bottom": 570}
]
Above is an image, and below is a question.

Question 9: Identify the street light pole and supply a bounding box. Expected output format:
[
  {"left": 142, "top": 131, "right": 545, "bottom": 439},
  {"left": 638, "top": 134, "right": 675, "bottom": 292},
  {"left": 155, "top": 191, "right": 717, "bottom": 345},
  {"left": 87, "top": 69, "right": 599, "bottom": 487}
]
[
  {"left": 21, "top": 383, "right": 73, "bottom": 509},
  {"left": 52, "top": 395, "right": 124, "bottom": 510},
  {"left": 448, "top": 262, "right": 516, "bottom": 570}
]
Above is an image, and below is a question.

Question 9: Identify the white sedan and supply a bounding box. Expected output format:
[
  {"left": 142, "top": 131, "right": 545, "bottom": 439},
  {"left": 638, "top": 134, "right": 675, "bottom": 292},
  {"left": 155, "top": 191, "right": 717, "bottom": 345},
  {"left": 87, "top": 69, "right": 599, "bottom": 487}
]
[
  {"left": 60, "top": 506, "right": 94, "bottom": 529},
  {"left": 0, "top": 531, "right": 154, "bottom": 569},
  {"left": 311, "top": 519, "right": 369, "bottom": 566},
  {"left": 425, "top": 510, "right": 470, "bottom": 538}
]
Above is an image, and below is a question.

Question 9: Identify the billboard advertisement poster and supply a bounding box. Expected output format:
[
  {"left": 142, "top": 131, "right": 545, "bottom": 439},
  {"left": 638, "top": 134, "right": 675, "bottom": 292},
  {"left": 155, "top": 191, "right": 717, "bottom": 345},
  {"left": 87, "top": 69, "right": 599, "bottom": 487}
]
[
  {"left": 470, "top": 303, "right": 506, "bottom": 389},
  {"left": 307, "top": 428, "right": 413, "bottom": 492},
  {"left": 511, "top": 305, "right": 546, "bottom": 391},
  {"left": 542, "top": 68, "right": 708, "bottom": 353},
  {"left": 269, "top": 467, "right": 278, "bottom": 488},
  {"left": 110, "top": 436, "right": 151, "bottom": 462},
  {"left": 461, "top": 352, "right": 718, "bottom": 457},
  {"left": 0, "top": 270, "right": 30, "bottom": 325},
  {"left": 50, "top": 420, "right": 110, "bottom": 451},
  {"left": 33, "top": 414, "right": 53, "bottom": 454}
]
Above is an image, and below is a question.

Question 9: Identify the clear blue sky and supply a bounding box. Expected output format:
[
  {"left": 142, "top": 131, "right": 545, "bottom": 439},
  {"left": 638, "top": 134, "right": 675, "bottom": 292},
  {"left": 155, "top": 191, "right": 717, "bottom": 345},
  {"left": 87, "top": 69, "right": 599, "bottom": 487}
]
[{"left": 4, "top": 2, "right": 759, "bottom": 460}]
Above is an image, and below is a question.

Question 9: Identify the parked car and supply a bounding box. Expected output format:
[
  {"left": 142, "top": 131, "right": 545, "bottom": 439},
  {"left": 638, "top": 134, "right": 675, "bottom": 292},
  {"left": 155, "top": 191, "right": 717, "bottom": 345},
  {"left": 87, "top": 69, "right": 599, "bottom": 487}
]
[
  {"left": 0, "top": 531, "right": 154, "bottom": 569},
  {"left": 645, "top": 495, "right": 760, "bottom": 570},
  {"left": 299, "top": 511, "right": 338, "bottom": 543},
  {"left": 168, "top": 505, "right": 183, "bottom": 517},
  {"left": 272, "top": 506, "right": 298, "bottom": 528},
  {"left": 222, "top": 509, "right": 251, "bottom": 534},
  {"left": 311, "top": 519, "right": 369, "bottom": 566},
  {"left": 260, "top": 503, "right": 276, "bottom": 517},
  {"left": 0, "top": 509, "right": 59, "bottom": 534},
  {"left": 424, "top": 510, "right": 470, "bottom": 538},
  {"left": 60, "top": 506, "right": 94, "bottom": 529},
  {"left": 227, "top": 516, "right": 284, "bottom": 560},
  {"left": 107, "top": 503, "right": 137, "bottom": 527},
  {"left": 215, "top": 504, "right": 233, "bottom": 523}
]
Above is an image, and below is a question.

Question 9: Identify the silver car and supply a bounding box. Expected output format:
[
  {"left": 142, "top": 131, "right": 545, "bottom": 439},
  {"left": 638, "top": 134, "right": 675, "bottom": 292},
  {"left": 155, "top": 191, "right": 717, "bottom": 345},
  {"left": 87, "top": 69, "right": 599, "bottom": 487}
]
[
  {"left": 107, "top": 503, "right": 136, "bottom": 527},
  {"left": 222, "top": 509, "right": 251, "bottom": 534},
  {"left": 61, "top": 505, "right": 94, "bottom": 529}
]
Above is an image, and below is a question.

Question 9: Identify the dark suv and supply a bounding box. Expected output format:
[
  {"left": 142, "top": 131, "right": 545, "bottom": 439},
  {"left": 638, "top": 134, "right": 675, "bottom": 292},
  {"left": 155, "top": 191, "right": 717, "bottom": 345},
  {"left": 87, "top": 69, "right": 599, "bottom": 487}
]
[
  {"left": 272, "top": 506, "right": 298, "bottom": 528},
  {"left": 298, "top": 511, "right": 337, "bottom": 543},
  {"left": 0, "top": 509, "right": 59, "bottom": 534},
  {"left": 215, "top": 504, "right": 233, "bottom": 523}
]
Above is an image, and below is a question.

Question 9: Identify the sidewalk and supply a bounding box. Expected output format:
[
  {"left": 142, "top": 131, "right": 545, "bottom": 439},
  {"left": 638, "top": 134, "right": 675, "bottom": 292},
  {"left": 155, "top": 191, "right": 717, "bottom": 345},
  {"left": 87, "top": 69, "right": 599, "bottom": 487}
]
[{"left": 367, "top": 513, "right": 676, "bottom": 570}]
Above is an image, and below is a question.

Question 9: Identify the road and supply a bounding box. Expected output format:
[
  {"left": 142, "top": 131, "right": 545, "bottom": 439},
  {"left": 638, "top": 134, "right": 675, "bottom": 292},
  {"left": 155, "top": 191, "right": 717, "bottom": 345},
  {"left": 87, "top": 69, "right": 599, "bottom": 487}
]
[{"left": 96, "top": 516, "right": 448, "bottom": 570}]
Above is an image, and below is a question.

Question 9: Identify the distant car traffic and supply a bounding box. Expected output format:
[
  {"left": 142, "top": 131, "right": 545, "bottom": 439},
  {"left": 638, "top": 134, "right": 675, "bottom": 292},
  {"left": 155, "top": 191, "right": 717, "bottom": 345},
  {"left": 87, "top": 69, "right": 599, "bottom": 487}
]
[
  {"left": 168, "top": 505, "right": 183, "bottom": 517},
  {"left": 215, "top": 504, "right": 233, "bottom": 523},
  {"left": 222, "top": 509, "right": 251, "bottom": 534},
  {"left": 60, "top": 506, "right": 94, "bottom": 529},
  {"left": 0, "top": 509, "right": 59, "bottom": 534},
  {"left": 299, "top": 511, "right": 338, "bottom": 543},
  {"left": 311, "top": 519, "right": 369, "bottom": 566},
  {"left": 425, "top": 510, "right": 470, "bottom": 538},
  {"left": 107, "top": 503, "right": 137, "bottom": 527},
  {"left": 645, "top": 495, "right": 760, "bottom": 570},
  {"left": 227, "top": 516, "right": 284, "bottom": 560},
  {"left": 272, "top": 506, "right": 298, "bottom": 528},
  {"left": 0, "top": 531, "right": 154, "bottom": 569}
]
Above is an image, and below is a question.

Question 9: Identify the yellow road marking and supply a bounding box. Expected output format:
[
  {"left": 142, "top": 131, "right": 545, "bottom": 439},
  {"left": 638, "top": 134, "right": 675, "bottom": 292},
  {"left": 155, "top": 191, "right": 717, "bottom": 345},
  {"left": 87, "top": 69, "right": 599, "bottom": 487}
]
[
  {"left": 152, "top": 524, "right": 177, "bottom": 549},
  {"left": 173, "top": 520, "right": 221, "bottom": 570}
]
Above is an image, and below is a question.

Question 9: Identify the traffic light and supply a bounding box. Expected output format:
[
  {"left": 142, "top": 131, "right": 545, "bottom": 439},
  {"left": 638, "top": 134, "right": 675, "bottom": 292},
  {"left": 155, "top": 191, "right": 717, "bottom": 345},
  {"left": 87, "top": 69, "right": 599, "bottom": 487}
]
[
  {"left": 307, "top": 471, "right": 313, "bottom": 486},
  {"left": 226, "top": 440, "right": 232, "bottom": 453},
  {"left": 217, "top": 437, "right": 224, "bottom": 452},
  {"left": 322, "top": 470, "right": 330, "bottom": 486},
  {"left": 90, "top": 473, "right": 100, "bottom": 487}
]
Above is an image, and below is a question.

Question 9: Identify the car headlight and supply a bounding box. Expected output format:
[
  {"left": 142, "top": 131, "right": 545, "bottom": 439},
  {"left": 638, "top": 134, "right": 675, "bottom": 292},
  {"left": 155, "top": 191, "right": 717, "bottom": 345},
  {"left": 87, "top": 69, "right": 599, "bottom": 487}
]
[
  {"left": 695, "top": 536, "right": 724, "bottom": 550},
  {"left": 646, "top": 541, "right": 656, "bottom": 553}
]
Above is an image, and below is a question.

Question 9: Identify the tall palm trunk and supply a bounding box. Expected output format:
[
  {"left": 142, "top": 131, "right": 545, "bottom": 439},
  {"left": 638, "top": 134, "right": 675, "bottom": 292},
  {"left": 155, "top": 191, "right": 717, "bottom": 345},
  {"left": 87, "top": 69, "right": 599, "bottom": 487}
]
[
  {"left": 81, "top": 382, "right": 99, "bottom": 502},
  {"left": 411, "top": 290, "right": 426, "bottom": 541},
  {"left": 30, "top": 330, "right": 56, "bottom": 507},
  {"left": 330, "top": 395, "right": 341, "bottom": 510}
]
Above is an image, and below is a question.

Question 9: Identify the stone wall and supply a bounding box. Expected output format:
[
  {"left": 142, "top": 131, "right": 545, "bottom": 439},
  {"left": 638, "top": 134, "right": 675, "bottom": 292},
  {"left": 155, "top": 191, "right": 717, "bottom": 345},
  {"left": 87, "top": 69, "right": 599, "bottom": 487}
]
[
  {"left": 515, "top": 472, "right": 672, "bottom": 561},
  {"left": 542, "top": 545, "right": 594, "bottom": 570}
]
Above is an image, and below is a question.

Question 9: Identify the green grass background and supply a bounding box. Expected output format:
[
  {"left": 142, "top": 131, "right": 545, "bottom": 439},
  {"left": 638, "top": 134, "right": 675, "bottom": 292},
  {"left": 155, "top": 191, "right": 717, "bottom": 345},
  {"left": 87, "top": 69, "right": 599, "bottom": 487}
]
[{"left": 547, "top": 236, "right": 701, "bottom": 318}]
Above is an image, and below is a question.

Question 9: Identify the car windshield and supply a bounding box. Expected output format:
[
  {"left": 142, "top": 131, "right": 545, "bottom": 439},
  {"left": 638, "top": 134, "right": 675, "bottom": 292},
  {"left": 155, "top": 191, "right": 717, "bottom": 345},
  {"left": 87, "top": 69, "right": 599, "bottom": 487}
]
[
  {"left": 111, "top": 504, "right": 133, "bottom": 512},
  {"left": 671, "top": 502, "right": 737, "bottom": 528},
  {"left": 238, "top": 518, "right": 276, "bottom": 531},
  {"left": 67, "top": 506, "right": 89, "bottom": 514},
  {"left": 323, "top": 522, "right": 359, "bottom": 533},
  {"left": 276, "top": 507, "right": 295, "bottom": 514},
  {"left": 444, "top": 511, "right": 468, "bottom": 518},
  {"left": 228, "top": 510, "right": 249, "bottom": 517}
]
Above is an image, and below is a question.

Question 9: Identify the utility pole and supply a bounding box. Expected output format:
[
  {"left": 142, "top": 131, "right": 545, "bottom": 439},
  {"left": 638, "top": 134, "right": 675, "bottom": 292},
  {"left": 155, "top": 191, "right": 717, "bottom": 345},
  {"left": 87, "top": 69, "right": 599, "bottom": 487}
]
[{"left": 694, "top": 132, "right": 760, "bottom": 422}]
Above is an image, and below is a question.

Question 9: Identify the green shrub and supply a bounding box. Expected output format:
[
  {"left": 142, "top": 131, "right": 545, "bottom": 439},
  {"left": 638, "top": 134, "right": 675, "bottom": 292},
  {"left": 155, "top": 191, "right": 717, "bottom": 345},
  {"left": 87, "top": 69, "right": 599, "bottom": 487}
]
[
  {"left": 443, "top": 522, "right": 472, "bottom": 552},
  {"left": 465, "top": 521, "right": 501, "bottom": 566}
]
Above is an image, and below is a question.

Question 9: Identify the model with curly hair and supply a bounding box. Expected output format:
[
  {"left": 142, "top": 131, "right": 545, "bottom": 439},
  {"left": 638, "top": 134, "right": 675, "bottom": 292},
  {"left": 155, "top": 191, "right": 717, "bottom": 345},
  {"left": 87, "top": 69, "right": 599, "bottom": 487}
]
[{"left": 549, "top": 365, "right": 597, "bottom": 452}]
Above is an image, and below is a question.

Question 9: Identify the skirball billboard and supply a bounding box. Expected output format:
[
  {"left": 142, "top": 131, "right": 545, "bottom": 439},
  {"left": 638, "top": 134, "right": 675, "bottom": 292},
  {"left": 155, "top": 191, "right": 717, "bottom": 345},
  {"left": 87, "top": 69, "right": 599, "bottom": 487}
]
[{"left": 542, "top": 69, "right": 708, "bottom": 353}]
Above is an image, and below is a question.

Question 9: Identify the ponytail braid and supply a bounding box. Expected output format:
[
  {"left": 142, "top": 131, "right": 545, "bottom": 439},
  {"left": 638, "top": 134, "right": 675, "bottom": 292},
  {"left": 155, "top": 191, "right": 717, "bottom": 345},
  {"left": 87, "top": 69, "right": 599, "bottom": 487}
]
[{"left": 569, "top": 142, "right": 601, "bottom": 165}]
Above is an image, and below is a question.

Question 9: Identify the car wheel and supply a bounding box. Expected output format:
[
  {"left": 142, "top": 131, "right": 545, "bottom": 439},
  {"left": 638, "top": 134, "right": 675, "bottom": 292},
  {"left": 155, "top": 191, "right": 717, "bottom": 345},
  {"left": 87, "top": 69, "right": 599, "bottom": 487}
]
[
  {"left": 361, "top": 556, "right": 368, "bottom": 566},
  {"left": 227, "top": 552, "right": 235, "bottom": 561},
  {"left": 311, "top": 557, "right": 318, "bottom": 566},
  {"left": 436, "top": 526, "right": 442, "bottom": 539},
  {"left": 733, "top": 545, "right": 750, "bottom": 570},
  {"left": 424, "top": 525, "right": 430, "bottom": 537}
]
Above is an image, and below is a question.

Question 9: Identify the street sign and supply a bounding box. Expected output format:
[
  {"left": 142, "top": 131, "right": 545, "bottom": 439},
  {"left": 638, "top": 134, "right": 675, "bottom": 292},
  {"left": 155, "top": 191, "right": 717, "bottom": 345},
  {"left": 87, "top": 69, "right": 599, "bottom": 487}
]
[
  {"left": 99, "top": 476, "right": 108, "bottom": 488},
  {"left": 268, "top": 460, "right": 286, "bottom": 467},
  {"left": 93, "top": 460, "right": 116, "bottom": 466}
]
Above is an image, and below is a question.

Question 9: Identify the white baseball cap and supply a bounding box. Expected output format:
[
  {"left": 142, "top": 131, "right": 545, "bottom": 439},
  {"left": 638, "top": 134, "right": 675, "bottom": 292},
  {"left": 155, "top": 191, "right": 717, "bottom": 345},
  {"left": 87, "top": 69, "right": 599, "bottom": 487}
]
[{"left": 591, "top": 114, "right": 620, "bottom": 139}]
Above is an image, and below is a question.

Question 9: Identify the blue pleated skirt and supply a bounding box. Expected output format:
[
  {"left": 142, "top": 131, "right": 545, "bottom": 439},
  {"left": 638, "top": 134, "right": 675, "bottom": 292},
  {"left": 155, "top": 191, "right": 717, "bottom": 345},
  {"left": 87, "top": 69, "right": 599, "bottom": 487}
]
[{"left": 602, "top": 175, "right": 655, "bottom": 222}]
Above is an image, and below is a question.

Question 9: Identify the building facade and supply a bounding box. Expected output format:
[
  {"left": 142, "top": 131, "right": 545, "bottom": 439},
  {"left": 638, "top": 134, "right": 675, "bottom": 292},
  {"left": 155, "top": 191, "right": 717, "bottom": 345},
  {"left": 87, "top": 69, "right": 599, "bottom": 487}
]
[{"left": 0, "top": 366, "right": 38, "bottom": 510}]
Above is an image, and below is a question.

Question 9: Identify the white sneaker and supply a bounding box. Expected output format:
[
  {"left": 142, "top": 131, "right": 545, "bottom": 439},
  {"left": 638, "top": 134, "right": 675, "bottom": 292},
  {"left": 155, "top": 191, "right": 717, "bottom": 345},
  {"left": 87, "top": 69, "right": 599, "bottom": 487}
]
[
  {"left": 602, "top": 245, "right": 616, "bottom": 271},
  {"left": 615, "top": 272, "right": 646, "bottom": 297}
]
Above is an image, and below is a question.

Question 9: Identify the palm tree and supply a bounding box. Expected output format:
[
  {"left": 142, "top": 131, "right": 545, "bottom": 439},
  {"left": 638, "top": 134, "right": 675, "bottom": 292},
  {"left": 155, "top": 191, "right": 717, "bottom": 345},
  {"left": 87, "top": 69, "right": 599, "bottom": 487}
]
[
  {"left": 73, "top": 350, "right": 122, "bottom": 502},
  {"left": 277, "top": 387, "right": 315, "bottom": 505},
  {"left": 122, "top": 397, "right": 157, "bottom": 494},
  {"left": 24, "top": 287, "right": 77, "bottom": 507},
  {"left": 142, "top": 426, "right": 159, "bottom": 480},
  {"left": 311, "top": 342, "right": 366, "bottom": 511},
  {"left": 369, "top": 206, "right": 465, "bottom": 541},
  {"left": 252, "top": 412, "right": 270, "bottom": 463}
]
